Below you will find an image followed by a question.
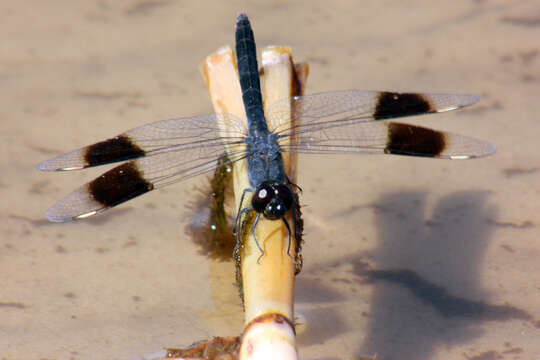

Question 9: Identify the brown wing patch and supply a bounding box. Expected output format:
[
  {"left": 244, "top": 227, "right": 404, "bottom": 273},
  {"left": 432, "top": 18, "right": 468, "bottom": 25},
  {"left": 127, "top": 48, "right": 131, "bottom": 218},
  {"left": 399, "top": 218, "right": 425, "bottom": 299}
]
[
  {"left": 385, "top": 123, "right": 446, "bottom": 157},
  {"left": 84, "top": 135, "right": 146, "bottom": 167},
  {"left": 374, "top": 92, "right": 434, "bottom": 120},
  {"left": 88, "top": 162, "right": 153, "bottom": 207}
]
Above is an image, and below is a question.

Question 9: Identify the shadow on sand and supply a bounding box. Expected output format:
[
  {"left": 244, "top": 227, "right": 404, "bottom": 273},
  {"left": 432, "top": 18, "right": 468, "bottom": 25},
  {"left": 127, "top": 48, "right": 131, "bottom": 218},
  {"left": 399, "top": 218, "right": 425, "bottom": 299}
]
[{"left": 356, "top": 190, "right": 530, "bottom": 359}]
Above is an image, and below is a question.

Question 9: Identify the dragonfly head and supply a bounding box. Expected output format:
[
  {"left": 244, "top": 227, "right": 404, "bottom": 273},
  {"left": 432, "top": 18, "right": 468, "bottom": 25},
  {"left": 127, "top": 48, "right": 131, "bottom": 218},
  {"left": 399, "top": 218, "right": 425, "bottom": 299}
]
[{"left": 252, "top": 180, "right": 294, "bottom": 220}]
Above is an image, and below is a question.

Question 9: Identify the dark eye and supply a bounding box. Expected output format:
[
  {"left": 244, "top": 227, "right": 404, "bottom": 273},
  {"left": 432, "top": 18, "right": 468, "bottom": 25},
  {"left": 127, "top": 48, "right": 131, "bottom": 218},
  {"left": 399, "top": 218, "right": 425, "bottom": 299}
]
[
  {"left": 274, "top": 184, "right": 294, "bottom": 209},
  {"left": 252, "top": 183, "right": 274, "bottom": 213}
]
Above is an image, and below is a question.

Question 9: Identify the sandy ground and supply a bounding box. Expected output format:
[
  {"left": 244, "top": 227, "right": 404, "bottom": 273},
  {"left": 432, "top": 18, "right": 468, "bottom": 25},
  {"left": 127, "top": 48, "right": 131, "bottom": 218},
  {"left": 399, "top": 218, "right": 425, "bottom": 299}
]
[{"left": 2, "top": 1, "right": 540, "bottom": 359}]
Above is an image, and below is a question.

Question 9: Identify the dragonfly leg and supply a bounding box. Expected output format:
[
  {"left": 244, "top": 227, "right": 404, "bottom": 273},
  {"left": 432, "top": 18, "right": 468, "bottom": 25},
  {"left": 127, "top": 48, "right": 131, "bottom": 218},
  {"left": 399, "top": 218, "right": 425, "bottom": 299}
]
[
  {"left": 287, "top": 178, "right": 303, "bottom": 194},
  {"left": 250, "top": 213, "right": 265, "bottom": 263},
  {"left": 281, "top": 215, "right": 293, "bottom": 260},
  {"left": 290, "top": 198, "right": 301, "bottom": 245}
]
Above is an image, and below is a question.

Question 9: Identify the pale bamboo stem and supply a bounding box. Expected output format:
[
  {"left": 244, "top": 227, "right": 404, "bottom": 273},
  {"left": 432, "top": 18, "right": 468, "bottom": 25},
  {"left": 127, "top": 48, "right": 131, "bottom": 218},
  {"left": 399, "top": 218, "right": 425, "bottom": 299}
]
[{"left": 201, "top": 44, "right": 308, "bottom": 360}]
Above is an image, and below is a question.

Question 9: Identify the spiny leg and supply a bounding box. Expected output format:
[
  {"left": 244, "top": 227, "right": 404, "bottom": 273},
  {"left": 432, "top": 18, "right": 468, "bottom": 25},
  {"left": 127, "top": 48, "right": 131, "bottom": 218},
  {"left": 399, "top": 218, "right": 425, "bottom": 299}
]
[
  {"left": 290, "top": 198, "right": 301, "bottom": 248},
  {"left": 289, "top": 187, "right": 304, "bottom": 274},
  {"left": 281, "top": 216, "right": 293, "bottom": 260},
  {"left": 288, "top": 178, "right": 303, "bottom": 252},
  {"left": 250, "top": 213, "right": 265, "bottom": 263},
  {"left": 287, "top": 179, "right": 303, "bottom": 194}
]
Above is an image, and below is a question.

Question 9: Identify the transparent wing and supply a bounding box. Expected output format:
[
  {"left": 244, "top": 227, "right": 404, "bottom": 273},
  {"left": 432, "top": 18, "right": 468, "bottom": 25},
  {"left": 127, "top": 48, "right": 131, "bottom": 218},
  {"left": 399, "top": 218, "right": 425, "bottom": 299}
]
[
  {"left": 44, "top": 148, "right": 247, "bottom": 222},
  {"left": 37, "top": 114, "right": 247, "bottom": 171},
  {"left": 267, "top": 90, "right": 495, "bottom": 159},
  {"left": 267, "top": 89, "right": 480, "bottom": 134},
  {"left": 278, "top": 121, "right": 495, "bottom": 159},
  {"left": 39, "top": 114, "right": 249, "bottom": 222}
]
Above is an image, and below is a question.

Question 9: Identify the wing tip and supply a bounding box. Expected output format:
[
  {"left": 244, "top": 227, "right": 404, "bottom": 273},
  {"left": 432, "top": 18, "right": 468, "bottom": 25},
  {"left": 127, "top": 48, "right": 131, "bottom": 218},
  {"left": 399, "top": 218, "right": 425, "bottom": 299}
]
[
  {"left": 45, "top": 207, "right": 101, "bottom": 223},
  {"left": 45, "top": 209, "right": 72, "bottom": 223},
  {"left": 36, "top": 160, "right": 55, "bottom": 172},
  {"left": 435, "top": 93, "right": 481, "bottom": 113},
  {"left": 36, "top": 161, "right": 84, "bottom": 172},
  {"left": 456, "top": 93, "right": 481, "bottom": 108},
  {"left": 446, "top": 141, "right": 497, "bottom": 160},
  {"left": 475, "top": 143, "right": 497, "bottom": 158}
]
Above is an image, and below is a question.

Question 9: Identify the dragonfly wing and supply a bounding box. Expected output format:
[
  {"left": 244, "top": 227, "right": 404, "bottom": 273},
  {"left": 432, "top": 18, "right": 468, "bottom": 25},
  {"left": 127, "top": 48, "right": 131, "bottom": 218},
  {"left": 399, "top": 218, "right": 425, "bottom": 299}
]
[
  {"left": 269, "top": 90, "right": 494, "bottom": 159},
  {"left": 278, "top": 121, "right": 495, "bottom": 159},
  {"left": 37, "top": 114, "right": 247, "bottom": 171},
  {"left": 44, "top": 146, "right": 247, "bottom": 222},
  {"left": 39, "top": 113, "right": 248, "bottom": 222},
  {"left": 266, "top": 89, "right": 480, "bottom": 135}
]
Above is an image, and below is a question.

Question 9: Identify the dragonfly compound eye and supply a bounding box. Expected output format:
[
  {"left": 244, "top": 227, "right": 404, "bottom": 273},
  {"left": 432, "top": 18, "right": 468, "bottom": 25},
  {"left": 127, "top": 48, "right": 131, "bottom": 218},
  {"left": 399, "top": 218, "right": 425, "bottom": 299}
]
[
  {"left": 252, "top": 183, "right": 275, "bottom": 213},
  {"left": 263, "top": 197, "right": 287, "bottom": 220},
  {"left": 274, "top": 184, "right": 294, "bottom": 210}
]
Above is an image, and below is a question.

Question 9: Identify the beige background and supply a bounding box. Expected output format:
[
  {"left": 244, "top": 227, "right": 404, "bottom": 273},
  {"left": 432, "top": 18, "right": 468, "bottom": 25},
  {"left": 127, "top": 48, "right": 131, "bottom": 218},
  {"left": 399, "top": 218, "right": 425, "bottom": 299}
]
[{"left": 2, "top": 1, "right": 540, "bottom": 359}]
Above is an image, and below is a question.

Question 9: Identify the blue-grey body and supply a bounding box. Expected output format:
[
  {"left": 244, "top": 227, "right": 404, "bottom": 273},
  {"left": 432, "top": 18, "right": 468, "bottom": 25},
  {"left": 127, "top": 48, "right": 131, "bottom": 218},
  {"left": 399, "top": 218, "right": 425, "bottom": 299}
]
[{"left": 235, "top": 14, "right": 288, "bottom": 189}]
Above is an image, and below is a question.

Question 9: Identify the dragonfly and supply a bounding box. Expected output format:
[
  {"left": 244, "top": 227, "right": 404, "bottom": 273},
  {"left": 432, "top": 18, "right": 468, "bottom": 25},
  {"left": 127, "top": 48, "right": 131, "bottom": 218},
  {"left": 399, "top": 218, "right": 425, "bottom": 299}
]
[{"left": 37, "top": 14, "right": 495, "bottom": 254}]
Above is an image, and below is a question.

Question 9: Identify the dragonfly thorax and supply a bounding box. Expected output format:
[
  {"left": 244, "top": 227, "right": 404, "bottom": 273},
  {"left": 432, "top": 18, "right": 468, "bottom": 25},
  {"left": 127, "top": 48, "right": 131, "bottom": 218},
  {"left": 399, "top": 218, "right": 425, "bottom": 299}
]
[
  {"left": 245, "top": 132, "right": 280, "bottom": 155},
  {"left": 245, "top": 131, "right": 286, "bottom": 187}
]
